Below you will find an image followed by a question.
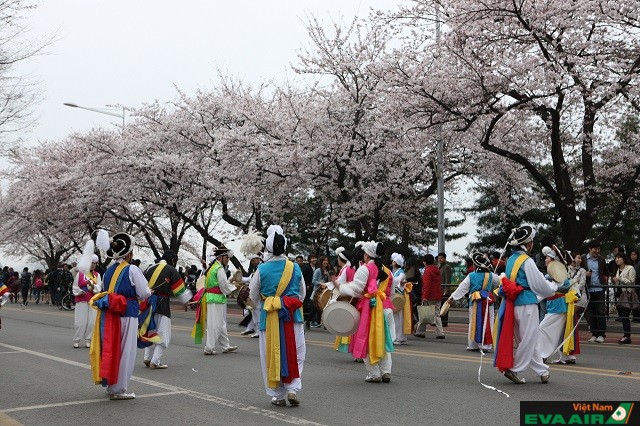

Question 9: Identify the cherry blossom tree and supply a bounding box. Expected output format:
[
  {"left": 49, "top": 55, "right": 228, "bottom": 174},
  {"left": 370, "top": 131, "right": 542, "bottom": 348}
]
[
  {"left": 0, "top": 0, "right": 51, "bottom": 148},
  {"left": 380, "top": 0, "right": 640, "bottom": 249}
]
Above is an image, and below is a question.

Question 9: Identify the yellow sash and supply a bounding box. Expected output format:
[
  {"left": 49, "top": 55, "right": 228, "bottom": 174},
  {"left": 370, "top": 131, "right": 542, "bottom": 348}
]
[
  {"left": 262, "top": 260, "right": 294, "bottom": 388},
  {"left": 147, "top": 262, "right": 167, "bottom": 289},
  {"left": 403, "top": 283, "right": 414, "bottom": 334},
  {"left": 365, "top": 267, "right": 389, "bottom": 365},
  {"left": 562, "top": 290, "right": 579, "bottom": 355}
]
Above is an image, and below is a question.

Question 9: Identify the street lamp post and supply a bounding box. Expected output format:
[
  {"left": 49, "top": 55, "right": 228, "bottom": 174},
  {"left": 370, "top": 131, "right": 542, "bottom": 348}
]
[
  {"left": 63, "top": 102, "right": 125, "bottom": 127},
  {"left": 435, "top": 7, "right": 445, "bottom": 255}
]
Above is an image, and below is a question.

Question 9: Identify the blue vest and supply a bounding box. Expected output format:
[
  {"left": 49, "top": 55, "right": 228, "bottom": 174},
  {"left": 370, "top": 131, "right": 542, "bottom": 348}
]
[
  {"left": 469, "top": 272, "right": 494, "bottom": 295},
  {"left": 102, "top": 263, "right": 139, "bottom": 317},
  {"left": 546, "top": 296, "right": 568, "bottom": 314},
  {"left": 257, "top": 259, "right": 304, "bottom": 329},
  {"left": 505, "top": 251, "right": 538, "bottom": 306}
]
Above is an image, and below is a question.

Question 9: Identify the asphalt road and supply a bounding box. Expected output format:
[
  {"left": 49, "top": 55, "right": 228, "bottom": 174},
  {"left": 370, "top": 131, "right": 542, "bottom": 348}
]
[{"left": 0, "top": 302, "right": 638, "bottom": 425}]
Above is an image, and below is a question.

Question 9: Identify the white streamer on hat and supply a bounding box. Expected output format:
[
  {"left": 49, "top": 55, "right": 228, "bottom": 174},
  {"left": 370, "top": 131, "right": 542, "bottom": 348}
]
[{"left": 335, "top": 247, "right": 348, "bottom": 261}]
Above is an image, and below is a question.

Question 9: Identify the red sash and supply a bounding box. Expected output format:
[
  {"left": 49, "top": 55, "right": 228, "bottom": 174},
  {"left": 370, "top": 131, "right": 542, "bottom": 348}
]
[
  {"left": 100, "top": 294, "right": 128, "bottom": 385},
  {"left": 495, "top": 276, "right": 523, "bottom": 372}
]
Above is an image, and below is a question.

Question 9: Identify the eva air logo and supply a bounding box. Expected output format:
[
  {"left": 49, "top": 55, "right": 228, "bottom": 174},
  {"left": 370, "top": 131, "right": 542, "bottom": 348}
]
[{"left": 607, "top": 403, "right": 634, "bottom": 424}]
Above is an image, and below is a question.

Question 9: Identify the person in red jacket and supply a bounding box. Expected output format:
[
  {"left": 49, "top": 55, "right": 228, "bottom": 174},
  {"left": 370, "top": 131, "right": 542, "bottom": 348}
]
[{"left": 414, "top": 254, "right": 444, "bottom": 339}]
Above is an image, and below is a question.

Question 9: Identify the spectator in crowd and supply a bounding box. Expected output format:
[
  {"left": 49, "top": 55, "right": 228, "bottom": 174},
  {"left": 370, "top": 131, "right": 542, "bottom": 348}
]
[
  {"left": 48, "top": 264, "right": 63, "bottom": 306},
  {"left": 612, "top": 252, "right": 636, "bottom": 344},
  {"left": 608, "top": 245, "right": 625, "bottom": 278},
  {"left": 568, "top": 253, "right": 587, "bottom": 316},
  {"left": 628, "top": 249, "right": 640, "bottom": 323},
  {"left": 310, "top": 256, "right": 332, "bottom": 328},
  {"left": 490, "top": 251, "right": 506, "bottom": 275},
  {"left": 59, "top": 264, "right": 74, "bottom": 307},
  {"left": 20, "top": 267, "right": 32, "bottom": 306},
  {"left": 438, "top": 252, "right": 452, "bottom": 327},
  {"left": 581, "top": 240, "right": 608, "bottom": 343},
  {"left": 7, "top": 270, "right": 19, "bottom": 303},
  {"left": 464, "top": 257, "right": 474, "bottom": 275},
  {"left": 415, "top": 254, "right": 444, "bottom": 339},
  {"left": 404, "top": 256, "right": 422, "bottom": 331},
  {"left": 42, "top": 269, "right": 51, "bottom": 304},
  {"left": 32, "top": 270, "right": 44, "bottom": 304},
  {"left": 300, "top": 254, "right": 317, "bottom": 329}
]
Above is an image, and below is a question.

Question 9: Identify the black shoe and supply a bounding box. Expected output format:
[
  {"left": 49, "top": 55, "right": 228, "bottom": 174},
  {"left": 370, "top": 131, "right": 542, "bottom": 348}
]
[{"left": 436, "top": 335, "right": 445, "bottom": 339}]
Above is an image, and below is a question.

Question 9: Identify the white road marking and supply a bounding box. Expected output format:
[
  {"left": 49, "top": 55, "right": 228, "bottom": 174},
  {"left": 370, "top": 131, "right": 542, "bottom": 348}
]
[
  {"left": 1, "top": 391, "right": 185, "bottom": 413},
  {"left": 0, "top": 342, "right": 323, "bottom": 425}
]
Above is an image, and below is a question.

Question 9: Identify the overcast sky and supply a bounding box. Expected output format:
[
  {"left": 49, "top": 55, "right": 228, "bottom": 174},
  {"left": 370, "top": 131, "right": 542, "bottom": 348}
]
[
  {"left": 6, "top": 0, "right": 476, "bottom": 268},
  {"left": 17, "top": 0, "right": 393, "bottom": 142}
]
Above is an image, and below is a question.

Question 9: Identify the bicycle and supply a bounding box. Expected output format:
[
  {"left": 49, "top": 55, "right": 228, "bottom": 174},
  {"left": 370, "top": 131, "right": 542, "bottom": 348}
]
[{"left": 58, "top": 286, "right": 75, "bottom": 311}]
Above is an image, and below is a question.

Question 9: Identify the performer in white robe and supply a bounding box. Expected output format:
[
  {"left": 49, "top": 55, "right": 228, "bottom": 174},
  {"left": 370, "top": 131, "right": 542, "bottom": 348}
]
[
  {"left": 73, "top": 254, "right": 102, "bottom": 348},
  {"left": 538, "top": 246, "right": 580, "bottom": 365},
  {"left": 192, "top": 246, "right": 239, "bottom": 355},
  {"left": 448, "top": 253, "right": 499, "bottom": 351},
  {"left": 495, "top": 226, "right": 565, "bottom": 385},
  {"left": 249, "top": 225, "right": 306, "bottom": 407},
  {"left": 91, "top": 231, "right": 151, "bottom": 400},
  {"left": 391, "top": 253, "right": 408, "bottom": 345}
]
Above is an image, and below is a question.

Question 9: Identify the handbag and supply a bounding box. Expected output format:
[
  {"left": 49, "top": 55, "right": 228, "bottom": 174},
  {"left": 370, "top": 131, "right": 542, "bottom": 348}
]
[
  {"left": 617, "top": 290, "right": 640, "bottom": 310},
  {"left": 417, "top": 303, "right": 435, "bottom": 326}
]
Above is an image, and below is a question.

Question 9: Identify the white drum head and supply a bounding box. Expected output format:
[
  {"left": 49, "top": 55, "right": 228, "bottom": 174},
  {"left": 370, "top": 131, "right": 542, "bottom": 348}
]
[
  {"left": 321, "top": 301, "right": 360, "bottom": 337},
  {"left": 440, "top": 299, "right": 451, "bottom": 316},
  {"left": 547, "top": 260, "right": 568, "bottom": 283},
  {"left": 196, "top": 275, "right": 206, "bottom": 291},
  {"left": 391, "top": 293, "right": 405, "bottom": 313}
]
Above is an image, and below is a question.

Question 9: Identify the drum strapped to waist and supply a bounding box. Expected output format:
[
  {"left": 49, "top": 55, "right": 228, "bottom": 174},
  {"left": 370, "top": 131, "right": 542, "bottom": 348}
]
[
  {"left": 313, "top": 288, "right": 332, "bottom": 311},
  {"left": 391, "top": 293, "right": 405, "bottom": 313},
  {"left": 321, "top": 297, "right": 360, "bottom": 337},
  {"left": 236, "top": 284, "right": 255, "bottom": 310}
]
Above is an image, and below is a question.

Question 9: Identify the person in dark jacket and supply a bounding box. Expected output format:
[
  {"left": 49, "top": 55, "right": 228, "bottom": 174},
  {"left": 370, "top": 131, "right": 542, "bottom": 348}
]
[
  {"left": 581, "top": 240, "right": 609, "bottom": 343},
  {"left": 20, "top": 267, "right": 32, "bottom": 306},
  {"left": 414, "top": 254, "right": 444, "bottom": 338}
]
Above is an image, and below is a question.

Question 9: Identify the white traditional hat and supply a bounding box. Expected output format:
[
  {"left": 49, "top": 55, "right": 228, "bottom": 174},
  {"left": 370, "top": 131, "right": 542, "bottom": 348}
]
[
  {"left": 363, "top": 241, "right": 384, "bottom": 259},
  {"left": 391, "top": 253, "right": 405, "bottom": 267},
  {"left": 471, "top": 252, "right": 491, "bottom": 270},
  {"left": 508, "top": 226, "right": 536, "bottom": 246},
  {"left": 542, "top": 246, "right": 557, "bottom": 260},
  {"left": 335, "top": 246, "right": 349, "bottom": 262},
  {"left": 106, "top": 232, "right": 135, "bottom": 259},
  {"left": 265, "top": 224, "right": 287, "bottom": 255}
]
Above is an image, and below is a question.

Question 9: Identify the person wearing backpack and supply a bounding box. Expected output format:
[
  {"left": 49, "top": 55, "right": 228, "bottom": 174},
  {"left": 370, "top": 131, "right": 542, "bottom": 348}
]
[{"left": 32, "top": 270, "right": 44, "bottom": 304}]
